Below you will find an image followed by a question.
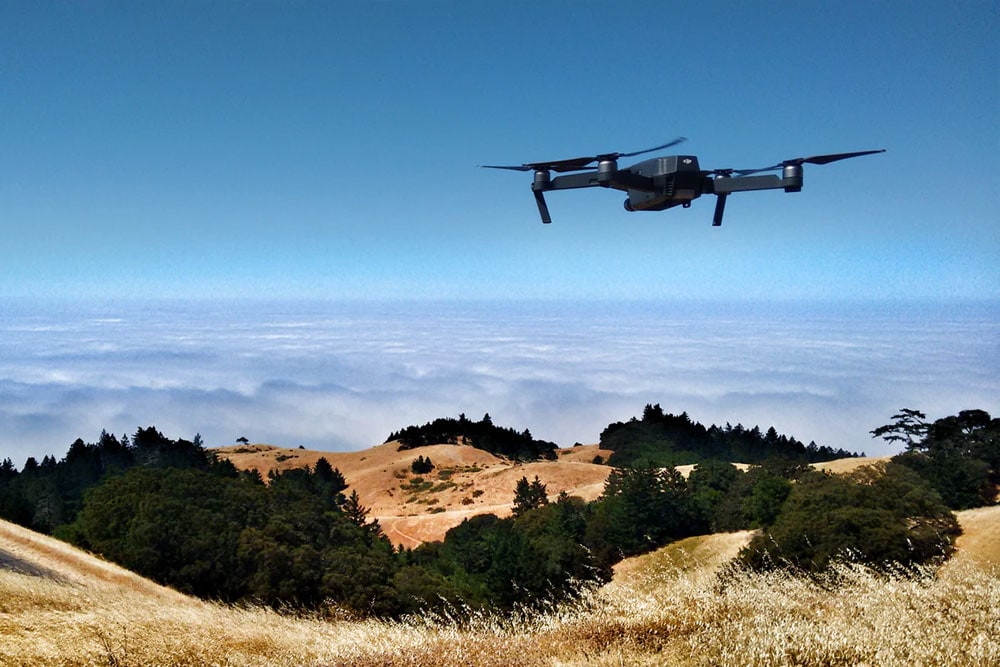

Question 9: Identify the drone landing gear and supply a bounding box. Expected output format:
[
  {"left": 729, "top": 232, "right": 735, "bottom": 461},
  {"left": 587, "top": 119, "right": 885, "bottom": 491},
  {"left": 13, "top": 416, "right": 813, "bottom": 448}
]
[
  {"left": 532, "top": 170, "right": 552, "bottom": 224},
  {"left": 534, "top": 190, "right": 552, "bottom": 224},
  {"left": 713, "top": 193, "right": 728, "bottom": 226}
]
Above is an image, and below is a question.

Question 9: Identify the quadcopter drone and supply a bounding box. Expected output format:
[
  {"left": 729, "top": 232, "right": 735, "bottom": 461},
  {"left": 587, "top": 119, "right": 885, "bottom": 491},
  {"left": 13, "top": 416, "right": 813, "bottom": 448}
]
[{"left": 481, "top": 138, "right": 884, "bottom": 225}]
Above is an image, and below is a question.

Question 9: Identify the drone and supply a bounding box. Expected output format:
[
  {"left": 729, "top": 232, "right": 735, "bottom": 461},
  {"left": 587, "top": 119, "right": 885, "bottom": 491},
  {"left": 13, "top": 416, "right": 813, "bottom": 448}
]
[{"left": 481, "top": 138, "right": 884, "bottom": 225}]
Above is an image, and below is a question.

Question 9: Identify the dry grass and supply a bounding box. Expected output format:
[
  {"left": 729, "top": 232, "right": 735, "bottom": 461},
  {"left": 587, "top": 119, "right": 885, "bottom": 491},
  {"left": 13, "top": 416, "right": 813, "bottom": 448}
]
[
  {"left": 215, "top": 441, "right": 613, "bottom": 548},
  {"left": 812, "top": 456, "right": 893, "bottom": 475},
  {"left": 3, "top": 510, "right": 999, "bottom": 666},
  {"left": 215, "top": 441, "right": 884, "bottom": 549},
  {"left": 952, "top": 504, "right": 1000, "bottom": 567}
]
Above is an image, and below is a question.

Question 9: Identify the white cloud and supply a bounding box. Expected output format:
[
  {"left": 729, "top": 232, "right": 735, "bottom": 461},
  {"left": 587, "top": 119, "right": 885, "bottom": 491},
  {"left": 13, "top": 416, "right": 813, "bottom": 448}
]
[{"left": 0, "top": 299, "right": 997, "bottom": 466}]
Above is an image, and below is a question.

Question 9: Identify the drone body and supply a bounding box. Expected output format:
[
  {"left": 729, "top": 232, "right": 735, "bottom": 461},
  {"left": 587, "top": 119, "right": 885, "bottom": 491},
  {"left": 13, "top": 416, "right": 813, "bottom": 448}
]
[{"left": 482, "top": 139, "right": 884, "bottom": 225}]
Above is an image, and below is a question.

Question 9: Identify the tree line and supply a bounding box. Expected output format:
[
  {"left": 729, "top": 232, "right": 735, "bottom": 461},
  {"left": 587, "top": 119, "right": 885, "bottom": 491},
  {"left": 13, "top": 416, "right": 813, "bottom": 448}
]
[{"left": 601, "top": 403, "right": 859, "bottom": 468}]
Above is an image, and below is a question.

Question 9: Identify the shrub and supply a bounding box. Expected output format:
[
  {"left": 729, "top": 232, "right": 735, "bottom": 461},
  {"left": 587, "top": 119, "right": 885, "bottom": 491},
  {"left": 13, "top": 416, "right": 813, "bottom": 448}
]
[
  {"left": 411, "top": 455, "right": 434, "bottom": 474},
  {"left": 739, "top": 462, "right": 960, "bottom": 573}
]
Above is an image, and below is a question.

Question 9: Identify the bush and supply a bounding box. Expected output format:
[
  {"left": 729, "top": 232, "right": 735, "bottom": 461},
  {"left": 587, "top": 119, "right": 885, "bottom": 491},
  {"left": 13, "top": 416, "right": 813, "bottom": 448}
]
[
  {"left": 739, "top": 462, "right": 960, "bottom": 573},
  {"left": 411, "top": 455, "right": 434, "bottom": 474}
]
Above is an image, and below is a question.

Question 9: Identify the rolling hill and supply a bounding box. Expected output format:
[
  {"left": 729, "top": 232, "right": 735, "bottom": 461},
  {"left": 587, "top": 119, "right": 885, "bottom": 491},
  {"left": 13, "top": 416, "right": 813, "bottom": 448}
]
[
  {"left": 214, "top": 440, "right": 894, "bottom": 548},
  {"left": 214, "top": 441, "right": 614, "bottom": 548},
  {"left": 2, "top": 505, "right": 997, "bottom": 666}
]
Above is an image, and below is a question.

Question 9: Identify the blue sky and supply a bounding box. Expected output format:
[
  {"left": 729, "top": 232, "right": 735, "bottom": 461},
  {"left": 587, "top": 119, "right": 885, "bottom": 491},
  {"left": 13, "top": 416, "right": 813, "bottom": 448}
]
[{"left": 2, "top": 1, "right": 997, "bottom": 302}]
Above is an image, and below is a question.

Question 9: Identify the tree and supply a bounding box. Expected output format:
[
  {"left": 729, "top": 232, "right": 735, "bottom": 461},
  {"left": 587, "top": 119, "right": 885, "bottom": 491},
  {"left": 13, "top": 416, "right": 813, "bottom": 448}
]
[
  {"left": 739, "top": 462, "right": 960, "bottom": 573},
  {"left": 410, "top": 455, "right": 434, "bottom": 474},
  {"left": 585, "top": 466, "right": 696, "bottom": 568},
  {"left": 883, "top": 409, "right": 999, "bottom": 509},
  {"left": 687, "top": 460, "right": 740, "bottom": 531},
  {"left": 870, "top": 408, "right": 929, "bottom": 447},
  {"left": 512, "top": 475, "right": 548, "bottom": 517},
  {"left": 70, "top": 466, "right": 260, "bottom": 600}
]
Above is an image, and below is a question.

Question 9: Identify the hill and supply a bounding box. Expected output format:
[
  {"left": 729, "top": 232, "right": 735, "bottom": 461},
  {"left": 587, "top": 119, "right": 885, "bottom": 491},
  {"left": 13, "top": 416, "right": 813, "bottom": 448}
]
[
  {"left": 215, "top": 441, "right": 614, "bottom": 548},
  {"left": 2, "top": 507, "right": 997, "bottom": 666},
  {"left": 215, "top": 441, "right": 908, "bottom": 549}
]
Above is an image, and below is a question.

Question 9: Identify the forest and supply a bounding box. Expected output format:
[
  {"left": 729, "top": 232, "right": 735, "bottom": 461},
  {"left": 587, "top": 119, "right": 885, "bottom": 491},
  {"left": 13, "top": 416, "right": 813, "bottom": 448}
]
[{"left": 0, "top": 407, "right": 996, "bottom": 618}]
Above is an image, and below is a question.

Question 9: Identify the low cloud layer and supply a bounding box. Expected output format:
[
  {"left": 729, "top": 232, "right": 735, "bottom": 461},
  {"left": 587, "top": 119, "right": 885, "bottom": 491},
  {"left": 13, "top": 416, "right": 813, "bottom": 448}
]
[{"left": 1, "top": 299, "right": 997, "bottom": 466}]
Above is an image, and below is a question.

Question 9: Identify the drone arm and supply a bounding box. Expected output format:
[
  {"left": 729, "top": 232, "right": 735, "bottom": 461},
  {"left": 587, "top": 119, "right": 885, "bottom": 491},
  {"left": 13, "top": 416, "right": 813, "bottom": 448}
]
[
  {"left": 546, "top": 171, "right": 601, "bottom": 190},
  {"left": 706, "top": 166, "right": 804, "bottom": 226},
  {"left": 545, "top": 169, "right": 655, "bottom": 192},
  {"left": 711, "top": 165, "right": 804, "bottom": 194},
  {"left": 526, "top": 166, "right": 657, "bottom": 224},
  {"left": 712, "top": 174, "right": 782, "bottom": 193}
]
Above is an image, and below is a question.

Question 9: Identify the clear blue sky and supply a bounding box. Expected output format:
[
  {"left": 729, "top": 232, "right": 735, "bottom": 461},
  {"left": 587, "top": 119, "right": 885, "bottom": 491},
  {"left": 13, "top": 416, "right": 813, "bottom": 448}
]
[{"left": 2, "top": 1, "right": 997, "bottom": 302}]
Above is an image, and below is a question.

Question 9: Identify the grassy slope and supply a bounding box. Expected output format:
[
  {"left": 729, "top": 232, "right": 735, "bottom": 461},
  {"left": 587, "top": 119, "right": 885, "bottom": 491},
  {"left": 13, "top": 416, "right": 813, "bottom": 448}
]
[
  {"left": 2, "top": 506, "right": 998, "bottom": 666},
  {"left": 215, "top": 442, "right": 614, "bottom": 548},
  {"left": 214, "top": 442, "right": 888, "bottom": 549}
]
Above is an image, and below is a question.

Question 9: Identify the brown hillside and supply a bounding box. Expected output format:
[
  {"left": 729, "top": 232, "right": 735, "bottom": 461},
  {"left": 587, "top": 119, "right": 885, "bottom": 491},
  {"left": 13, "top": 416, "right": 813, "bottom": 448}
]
[
  {"left": 813, "top": 456, "right": 892, "bottom": 474},
  {"left": 215, "top": 444, "right": 903, "bottom": 549},
  {"left": 215, "top": 442, "right": 614, "bottom": 549},
  {"left": 953, "top": 505, "right": 1000, "bottom": 567},
  {"left": 2, "top": 505, "right": 997, "bottom": 666},
  {"left": 0, "top": 518, "right": 188, "bottom": 604}
]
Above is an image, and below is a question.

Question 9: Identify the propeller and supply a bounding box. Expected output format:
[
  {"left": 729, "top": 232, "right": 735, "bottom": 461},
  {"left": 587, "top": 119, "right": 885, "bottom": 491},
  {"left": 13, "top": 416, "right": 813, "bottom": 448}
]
[
  {"left": 480, "top": 137, "right": 687, "bottom": 173},
  {"left": 728, "top": 149, "right": 886, "bottom": 176}
]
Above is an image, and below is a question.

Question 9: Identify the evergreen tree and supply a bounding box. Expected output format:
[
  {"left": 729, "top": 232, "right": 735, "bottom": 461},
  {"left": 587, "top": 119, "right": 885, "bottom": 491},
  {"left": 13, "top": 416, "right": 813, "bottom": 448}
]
[{"left": 512, "top": 475, "right": 548, "bottom": 517}]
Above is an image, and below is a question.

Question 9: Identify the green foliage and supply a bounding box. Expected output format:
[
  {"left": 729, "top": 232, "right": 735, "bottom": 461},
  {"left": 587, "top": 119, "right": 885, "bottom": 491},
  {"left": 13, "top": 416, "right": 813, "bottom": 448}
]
[
  {"left": 0, "top": 428, "right": 222, "bottom": 535},
  {"left": 72, "top": 467, "right": 261, "bottom": 600},
  {"left": 585, "top": 466, "right": 697, "bottom": 568},
  {"left": 880, "top": 408, "right": 999, "bottom": 509},
  {"left": 870, "top": 408, "right": 929, "bottom": 447},
  {"left": 687, "top": 459, "right": 739, "bottom": 532},
  {"left": 68, "top": 461, "right": 400, "bottom": 613},
  {"left": 739, "top": 462, "right": 961, "bottom": 573},
  {"left": 602, "top": 404, "right": 857, "bottom": 468},
  {"left": 410, "top": 455, "right": 434, "bottom": 474},
  {"left": 387, "top": 413, "right": 558, "bottom": 461},
  {"left": 512, "top": 475, "right": 548, "bottom": 517},
  {"left": 407, "top": 493, "right": 599, "bottom": 612}
]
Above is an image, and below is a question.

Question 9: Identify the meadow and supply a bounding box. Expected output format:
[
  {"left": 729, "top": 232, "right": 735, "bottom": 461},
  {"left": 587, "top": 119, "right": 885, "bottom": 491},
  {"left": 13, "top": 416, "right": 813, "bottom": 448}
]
[{"left": 2, "top": 509, "right": 997, "bottom": 667}]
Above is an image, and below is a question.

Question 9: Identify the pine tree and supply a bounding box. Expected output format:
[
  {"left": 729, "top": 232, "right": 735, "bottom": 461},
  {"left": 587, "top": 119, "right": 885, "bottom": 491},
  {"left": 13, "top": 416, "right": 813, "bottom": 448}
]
[{"left": 512, "top": 475, "right": 548, "bottom": 517}]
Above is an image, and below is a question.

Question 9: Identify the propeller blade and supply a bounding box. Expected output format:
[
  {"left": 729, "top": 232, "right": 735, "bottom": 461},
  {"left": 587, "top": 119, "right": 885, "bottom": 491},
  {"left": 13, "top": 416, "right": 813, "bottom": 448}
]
[
  {"left": 479, "top": 164, "right": 533, "bottom": 172},
  {"left": 616, "top": 137, "right": 687, "bottom": 159},
  {"left": 534, "top": 157, "right": 602, "bottom": 173},
  {"left": 797, "top": 149, "right": 886, "bottom": 165},
  {"left": 482, "top": 137, "right": 687, "bottom": 174},
  {"left": 728, "top": 149, "right": 886, "bottom": 176}
]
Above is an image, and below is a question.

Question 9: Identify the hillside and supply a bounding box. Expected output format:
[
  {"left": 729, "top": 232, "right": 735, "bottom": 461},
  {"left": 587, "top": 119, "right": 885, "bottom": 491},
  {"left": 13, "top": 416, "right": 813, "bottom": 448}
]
[
  {"left": 216, "top": 441, "right": 907, "bottom": 549},
  {"left": 215, "top": 442, "right": 614, "bottom": 548},
  {"left": 2, "top": 507, "right": 997, "bottom": 666}
]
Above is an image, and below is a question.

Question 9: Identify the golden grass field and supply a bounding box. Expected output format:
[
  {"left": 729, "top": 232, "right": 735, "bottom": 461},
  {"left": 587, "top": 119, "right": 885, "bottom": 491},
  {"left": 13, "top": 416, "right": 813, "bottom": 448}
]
[{"left": 2, "top": 503, "right": 998, "bottom": 666}]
